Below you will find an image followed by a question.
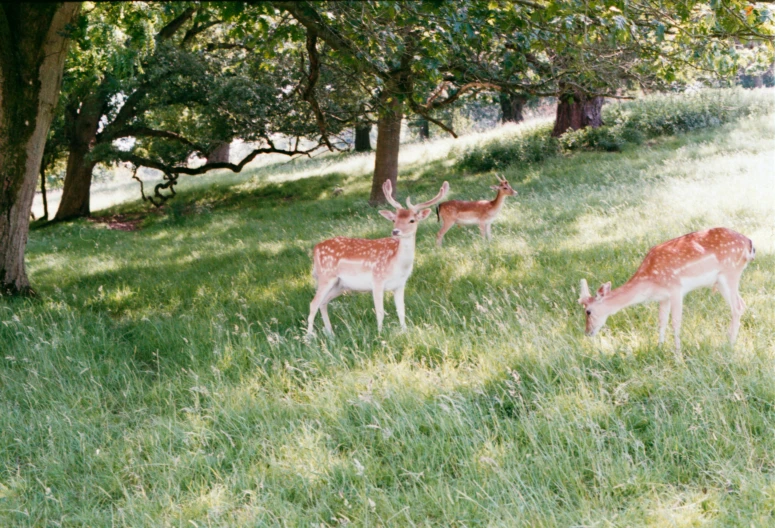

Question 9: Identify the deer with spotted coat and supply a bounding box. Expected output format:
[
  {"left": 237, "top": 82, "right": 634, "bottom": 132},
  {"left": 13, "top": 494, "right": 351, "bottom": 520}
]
[
  {"left": 578, "top": 227, "right": 755, "bottom": 353},
  {"left": 307, "top": 180, "right": 449, "bottom": 336},
  {"left": 435, "top": 175, "right": 517, "bottom": 246}
]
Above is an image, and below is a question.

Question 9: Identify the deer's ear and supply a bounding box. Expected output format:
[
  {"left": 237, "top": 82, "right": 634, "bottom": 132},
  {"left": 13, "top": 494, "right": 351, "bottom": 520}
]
[
  {"left": 416, "top": 209, "right": 432, "bottom": 221},
  {"left": 378, "top": 210, "right": 396, "bottom": 221},
  {"left": 490, "top": 185, "right": 500, "bottom": 191},
  {"left": 597, "top": 282, "right": 612, "bottom": 297}
]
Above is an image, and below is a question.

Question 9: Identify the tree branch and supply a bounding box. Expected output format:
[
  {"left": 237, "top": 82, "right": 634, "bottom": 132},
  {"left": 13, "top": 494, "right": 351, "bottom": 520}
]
[
  {"left": 271, "top": 1, "right": 386, "bottom": 77},
  {"left": 109, "top": 127, "right": 205, "bottom": 150},
  {"left": 156, "top": 7, "right": 196, "bottom": 42},
  {"left": 121, "top": 141, "right": 325, "bottom": 177}
]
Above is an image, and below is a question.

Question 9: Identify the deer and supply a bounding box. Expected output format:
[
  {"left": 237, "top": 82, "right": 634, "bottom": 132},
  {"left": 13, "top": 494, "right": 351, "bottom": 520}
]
[
  {"left": 578, "top": 227, "right": 755, "bottom": 354},
  {"left": 307, "top": 180, "right": 449, "bottom": 336},
  {"left": 435, "top": 175, "right": 517, "bottom": 246}
]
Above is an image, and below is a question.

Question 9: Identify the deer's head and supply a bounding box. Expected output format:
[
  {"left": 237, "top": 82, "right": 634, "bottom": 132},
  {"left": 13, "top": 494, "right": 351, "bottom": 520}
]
[
  {"left": 578, "top": 279, "right": 612, "bottom": 336},
  {"left": 379, "top": 180, "right": 449, "bottom": 239},
  {"left": 490, "top": 174, "right": 517, "bottom": 196}
]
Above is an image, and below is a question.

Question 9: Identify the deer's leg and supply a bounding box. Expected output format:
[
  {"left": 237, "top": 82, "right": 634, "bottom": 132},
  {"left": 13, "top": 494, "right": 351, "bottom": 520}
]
[
  {"left": 485, "top": 222, "right": 493, "bottom": 240},
  {"left": 394, "top": 286, "right": 406, "bottom": 330},
  {"left": 658, "top": 299, "right": 671, "bottom": 345},
  {"left": 670, "top": 293, "right": 684, "bottom": 354},
  {"left": 436, "top": 219, "right": 455, "bottom": 247},
  {"left": 372, "top": 283, "right": 385, "bottom": 333},
  {"left": 308, "top": 278, "right": 338, "bottom": 335},
  {"left": 479, "top": 223, "right": 487, "bottom": 240},
  {"left": 319, "top": 283, "right": 343, "bottom": 336},
  {"left": 716, "top": 273, "right": 745, "bottom": 345}
]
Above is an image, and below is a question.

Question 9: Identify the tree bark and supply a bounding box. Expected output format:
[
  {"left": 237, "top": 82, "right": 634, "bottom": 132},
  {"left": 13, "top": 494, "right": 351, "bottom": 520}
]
[
  {"left": 416, "top": 117, "right": 429, "bottom": 141},
  {"left": 551, "top": 87, "right": 604, "bottom": 137},
  {"left": 369, "top": 92, "right": 403, "bottom": 205},
  {"left": 0, "top": 3, "right": 81, "bottom": 295},
  {"left": 206, "top": 141, "right": 230, "bottom": 163},
  {"left": 54, "top": 94, "right": 103, "bottom": 221},
  {"left": 500, "top": 92, "right": 526, "bottom": 123},
  {"left": 354, "top": 123, "right": 372, "bottom": 152},
  {"left": 40, "top": 164, "right": 49, "bottom": 221}
]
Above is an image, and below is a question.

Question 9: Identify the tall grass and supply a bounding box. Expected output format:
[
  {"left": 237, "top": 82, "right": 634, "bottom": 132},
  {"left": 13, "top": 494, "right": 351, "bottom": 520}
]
[{"left": 1, "top": 89, "right": 774, "bottom": 526}]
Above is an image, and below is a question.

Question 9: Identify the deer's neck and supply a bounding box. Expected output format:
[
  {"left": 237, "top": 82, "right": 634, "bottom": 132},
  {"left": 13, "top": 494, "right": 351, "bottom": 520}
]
[
  {"left": 397, "top": 234, "right": 417, "bottom": 259},
  {"left": 599, "top": 280, "right": 654, "bottom": 316},
  {"left": 490, "top": 191, "right": 507, "bottom": 211}
]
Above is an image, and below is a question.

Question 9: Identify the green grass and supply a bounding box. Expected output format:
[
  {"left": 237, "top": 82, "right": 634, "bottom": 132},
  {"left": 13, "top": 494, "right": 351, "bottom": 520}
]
[{"left": 3, "top": 92, "right": 775, "bottom": 526}]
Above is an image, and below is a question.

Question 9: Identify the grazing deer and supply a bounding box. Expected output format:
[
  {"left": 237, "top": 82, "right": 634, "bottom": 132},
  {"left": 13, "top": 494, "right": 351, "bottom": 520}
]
[
  {"left": 435, "top": 175, "right": 517, "bottom": 246},
  {"left": 308, "top": 180, "right": 449, "bottom": 336},
  {"left": 578, "top": 227, "right": 755, "bottom": 353}
]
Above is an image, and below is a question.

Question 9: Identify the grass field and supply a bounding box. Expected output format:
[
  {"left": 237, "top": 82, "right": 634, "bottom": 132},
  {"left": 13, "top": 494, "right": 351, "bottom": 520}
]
[{"left": 2, "top": 92, "right": 775, "bottom": 526}]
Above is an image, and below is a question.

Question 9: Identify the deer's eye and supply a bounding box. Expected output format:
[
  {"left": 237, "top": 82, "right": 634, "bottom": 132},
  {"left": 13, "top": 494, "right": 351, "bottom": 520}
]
[
  {"left": 586, "top": 310, "right": 591, "bottom": 316},
  {"left": 409, "top": 219, "right": 415, "bottom": 223}
]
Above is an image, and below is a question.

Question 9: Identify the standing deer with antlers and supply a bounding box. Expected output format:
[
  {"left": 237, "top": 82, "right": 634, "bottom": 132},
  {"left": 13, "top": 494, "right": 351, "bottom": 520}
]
[
  {"left": 578, "top": 227, "right": 755, "bottom": 353},
  {"left": 435, "top": 175, "right": 517, "bottom": 246},
  {"left": 307, "top": 180, "right": 449, "bottom": 336}
]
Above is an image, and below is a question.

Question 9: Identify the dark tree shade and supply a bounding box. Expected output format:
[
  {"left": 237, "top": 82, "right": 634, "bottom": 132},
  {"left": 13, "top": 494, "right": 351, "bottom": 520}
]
[{"left": 354, "top": 123, "right": 372, "bottom": 152}]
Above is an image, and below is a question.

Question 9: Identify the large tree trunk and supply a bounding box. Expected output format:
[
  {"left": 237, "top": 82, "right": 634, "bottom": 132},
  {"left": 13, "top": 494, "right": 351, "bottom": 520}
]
[
  {"left": 206, "top": 141, "right": 230, "bottom": 163},
  {"left": 500, "top": 92, "right": 526, "bottom": 123},
  {"left": 54, "top": 95, "right": 103, "bottom": 221},
  {"left": 354, "top": 123, "right": 372, "bottom": 152},
  {"left": 551, "top": 87, "right": 604, "bottom": 137},
  {"left": 0, "top": 3, "right": 81, "bottom": 295},
  {"left": 369, "top": 92, "right": 403, "bottom": 205}
]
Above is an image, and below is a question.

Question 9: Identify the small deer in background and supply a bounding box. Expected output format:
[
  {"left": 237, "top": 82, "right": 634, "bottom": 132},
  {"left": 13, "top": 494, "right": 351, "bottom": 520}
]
[
  {"left": 578, "top": 227, "right": 755, "bottom": 353},
  {"left": 308, "top": 180, "right": 449, "bottom": 336},
  {"left": 435, "top": 175, "right": 517, "bottom": 246}
]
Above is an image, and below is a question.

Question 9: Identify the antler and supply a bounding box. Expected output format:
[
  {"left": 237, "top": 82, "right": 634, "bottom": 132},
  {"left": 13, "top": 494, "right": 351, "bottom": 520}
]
[
  {"left": 407, "top": 181, "right": 449, "bottom": 212},
  {"left": 496, "top": 174, "right": 505, "bottom": 183},
  {"left": 381, "top": 180, "right": 404, "bottom": 210}
]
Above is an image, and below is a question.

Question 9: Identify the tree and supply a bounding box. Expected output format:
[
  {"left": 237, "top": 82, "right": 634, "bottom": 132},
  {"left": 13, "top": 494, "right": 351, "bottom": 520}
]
[
  {"left": 0, "top": 3, "right": 81, "bottom": 295},
  {"left": 500, "top": 92, "right": 527, "bottom": 123},
  {"left": 272, "top": 1, "right": 543, "bottom": 204},
  {"left": 50, "top": 2, "right": 362, "bottom": 216},
  {"left": 354, "top": 122, "right": 372, "bottom": 152},
  {"left": 530, "top": 0, "right": 775, "bottom": 136}
]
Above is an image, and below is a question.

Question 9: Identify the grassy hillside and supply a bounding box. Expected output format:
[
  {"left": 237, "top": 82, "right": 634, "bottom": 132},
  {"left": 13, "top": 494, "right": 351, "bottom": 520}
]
[{"left": 2, "top": 91, "right": 775, "bottom": 526}]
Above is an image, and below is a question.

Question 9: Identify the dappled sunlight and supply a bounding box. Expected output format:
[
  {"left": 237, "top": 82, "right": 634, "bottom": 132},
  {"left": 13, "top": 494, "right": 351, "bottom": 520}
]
[
  {"left": 566, "top": 114, "right": 775, "bottom": 253},
  {"left": 645, "top": 490, "right": 717, "bottom": 527},
  {"left": 272, "top": 422, "right": 348, "bottom": 486}
]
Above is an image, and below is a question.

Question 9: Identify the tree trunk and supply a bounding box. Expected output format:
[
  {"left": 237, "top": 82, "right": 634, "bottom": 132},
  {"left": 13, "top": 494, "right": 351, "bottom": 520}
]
[
  {"left": 551, "top": 88, "right": 604, "bottom": 137},
  {"left": 54, "top": 147, "right": 97, "bottom": 221},
  {"left": 0, "top": 3, "right": 81, "bottom": 295},
  {"left": 54, "top": 94, "right": 103, "bottom": 221},
  {"left": 206, "top": 141, "right": 230, "bottom": 163},
  {"left": 500, "top": 92, "right": 526, "bottom": 123},
  {"left": 354, "top": 123, "right": 372, "bottom": 152},
  {"left": 40, "top": 164, "right": 49, "bottom": 221},
  {"left": 369, "top": 92, "right": 403, "bottom": 205},
  {"left": 417, "top": 117, "right": 429, "bottom": 141}
]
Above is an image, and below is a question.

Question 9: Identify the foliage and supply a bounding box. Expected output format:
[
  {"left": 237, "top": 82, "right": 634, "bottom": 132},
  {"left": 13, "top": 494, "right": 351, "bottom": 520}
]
[
  {"left": 460, "top": 87, "right": 775, "bottom": 169},
  {"left": 2, "top": 105, "right": 775, "bottom": 525},
  {"left": 562, "top": 88, "right": 775, "bottom": 151},
  {"left": 457, "top": 122, "right": 558, "bottom": 172}
]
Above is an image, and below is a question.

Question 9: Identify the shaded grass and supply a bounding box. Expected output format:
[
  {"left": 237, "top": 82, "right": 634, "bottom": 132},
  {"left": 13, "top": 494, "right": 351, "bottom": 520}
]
[{"left": 2, "top": 104, "right": 775, "bottom": 525}]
